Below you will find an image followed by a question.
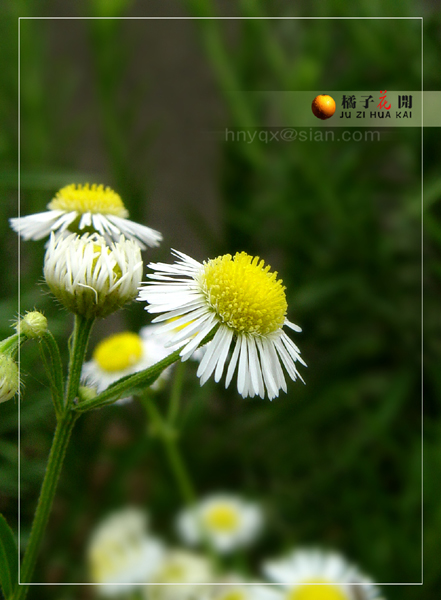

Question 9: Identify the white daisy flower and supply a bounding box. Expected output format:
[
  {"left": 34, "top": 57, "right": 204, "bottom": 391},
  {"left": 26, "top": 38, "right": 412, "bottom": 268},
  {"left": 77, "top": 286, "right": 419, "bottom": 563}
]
[
  {"left": 10, "top": 183, "right": 162, "bottom": 249},
  {"left": 144, "top": 549, "right": 215, "bottom": 600},
  {"left": 262, "top": 549, "right": 386, "bottom": 600},
  {"left": 82, "top": 328, "right": 173, "bottom": 402},
  {"left": 87, "top": 507, "right": 164, "bottom": 597},
  {"left": 137, "top": 250, "right": 306, "bottom": 400},
  {"left": 176, "top": 493, "right": 263, "bottom": 554},
  {"left": 44, "top": 232, "right": 143, "bottom": 319}
]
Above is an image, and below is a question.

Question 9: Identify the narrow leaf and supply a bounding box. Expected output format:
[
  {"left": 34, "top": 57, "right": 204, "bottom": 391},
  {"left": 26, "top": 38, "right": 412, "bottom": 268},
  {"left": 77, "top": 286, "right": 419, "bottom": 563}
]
[{"left": 0, "top": 513, "right": 18, "bottom": 599}]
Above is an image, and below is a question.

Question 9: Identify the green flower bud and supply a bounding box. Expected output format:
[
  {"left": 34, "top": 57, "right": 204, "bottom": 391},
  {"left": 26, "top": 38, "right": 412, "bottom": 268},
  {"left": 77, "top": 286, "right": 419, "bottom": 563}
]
[
  {"left": 78, "top": 385, "right": 97, "bottom": 403},
  {"left": 17, "top": 311, "right": 48, "bottom": 339},
  {"left": 0, "top": 354, "right": 19, "bottom": 403}
]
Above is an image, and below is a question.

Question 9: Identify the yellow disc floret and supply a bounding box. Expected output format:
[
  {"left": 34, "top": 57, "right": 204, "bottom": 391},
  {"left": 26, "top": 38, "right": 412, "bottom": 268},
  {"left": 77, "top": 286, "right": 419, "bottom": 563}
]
[
  {"left": 91, "top": 243, "right": 122, "bottom": 281},
  {"left": 287, "top": 581, "right": 348, "bottom": 600},
  {"left": 94, "top": 332, "right": 143, "bottom": 372},
  {"left": 203, "top": 504, "right": 240, "bottom": 532},
  {"left": 201, "top": 252, "right": 287, "bottom": 336},
  {"left": 48, "top": 183, "right": 129, "bottom": 217}
]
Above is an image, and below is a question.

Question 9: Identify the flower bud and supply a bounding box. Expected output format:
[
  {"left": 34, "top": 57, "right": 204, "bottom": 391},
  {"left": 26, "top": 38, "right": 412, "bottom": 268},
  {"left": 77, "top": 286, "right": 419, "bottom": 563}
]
[
  {"left": 44, "top": 232, "right": 143, "bottom": 319},
  {"left": 78, "top": 385, "right": 97, "bottom": 403},
  {"left": 16, "top": 311, "right": 48, "bottom": 339},
  {"left": 0, "top": 354, "right": 19, "bottom": 403}
]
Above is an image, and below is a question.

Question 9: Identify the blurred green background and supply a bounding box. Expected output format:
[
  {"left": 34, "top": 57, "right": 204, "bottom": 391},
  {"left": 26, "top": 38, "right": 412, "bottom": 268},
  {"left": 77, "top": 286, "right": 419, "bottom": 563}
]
[{"left": 0, "top": 1, "right": 440, "bottom": 599}]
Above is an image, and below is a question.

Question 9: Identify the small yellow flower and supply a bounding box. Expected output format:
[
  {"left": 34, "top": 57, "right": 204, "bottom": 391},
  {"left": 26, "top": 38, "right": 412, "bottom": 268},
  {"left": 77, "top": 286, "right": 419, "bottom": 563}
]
[
  {"left": 82, "top": 329, "right": 173, "bottom": 401},
  {"left": 176, "top": 493, "right": 262, "bottom": 554}
]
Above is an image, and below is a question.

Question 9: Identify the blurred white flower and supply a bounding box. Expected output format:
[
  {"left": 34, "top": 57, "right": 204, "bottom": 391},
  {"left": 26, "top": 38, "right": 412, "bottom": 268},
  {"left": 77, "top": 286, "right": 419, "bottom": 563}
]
[
  {"left": 137, "top": 250, "right": 305, "bottom": 400},
  {"left": 177, "top": 493, "right": 263, "bottom": 554},
  {"left": 10, "top": 183, "right": 162, "bottom": 249},
  {"left": 87, "top": 507, "right": 164, "bottom": 597},
  {"left": 144, "top": 549, "right": 215, "bottom": 600},
  {"left": 82, "top": 328, "right": 173, "bottom": 402},
  {"left": 203, "top": 576, "right": 276, "bottom": 600},
  {"left": 44, "top": 232, "right": 143, "bottom": 319},
  {"left": 262, "top": 549, "right": 385, "bottom": 600}
]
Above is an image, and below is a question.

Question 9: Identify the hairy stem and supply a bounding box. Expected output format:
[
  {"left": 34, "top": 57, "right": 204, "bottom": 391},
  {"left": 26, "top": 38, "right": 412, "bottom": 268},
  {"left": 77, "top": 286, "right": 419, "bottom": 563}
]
[{"left": 14, "top": 411, "right": 78, "bottom": 599}]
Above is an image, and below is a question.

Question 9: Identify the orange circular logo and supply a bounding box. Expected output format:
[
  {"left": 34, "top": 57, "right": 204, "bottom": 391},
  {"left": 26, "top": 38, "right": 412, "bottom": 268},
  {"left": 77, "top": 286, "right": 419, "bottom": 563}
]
[{"left": 312, "top": 94, "right": 336, "bottom": 120}]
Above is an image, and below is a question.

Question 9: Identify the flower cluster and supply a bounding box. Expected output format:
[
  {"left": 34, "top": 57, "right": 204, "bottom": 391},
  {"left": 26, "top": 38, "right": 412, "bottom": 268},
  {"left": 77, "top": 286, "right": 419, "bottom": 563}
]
[
  {"left": 11, "top": 183, "right": 305, "bottom": 400},
  {"left": 86, "top": 497, "right": 385, "bottom": 600}
]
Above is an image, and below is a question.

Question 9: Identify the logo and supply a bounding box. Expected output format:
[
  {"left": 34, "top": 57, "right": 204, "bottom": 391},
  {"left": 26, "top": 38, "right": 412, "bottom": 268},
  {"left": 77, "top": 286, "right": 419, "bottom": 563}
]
[
  {"left": 339, "top": 91, "right": 413, "bottom": 120},
  {"left": 311, "top": 95, "right": 336, "bottom": 120}
]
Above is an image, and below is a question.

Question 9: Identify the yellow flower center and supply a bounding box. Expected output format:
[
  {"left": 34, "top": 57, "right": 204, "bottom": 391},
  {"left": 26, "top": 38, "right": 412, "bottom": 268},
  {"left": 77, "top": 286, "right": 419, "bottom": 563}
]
[
  {"left": 90, "top": 547, "right": 120, "bottom": 581},
  {"left": 160, "top": 563, "right": 186, "bottom": 582},
  {"left": 48, "top": 183, "right": 129, "bottom": 217},
  {"left": 91, "top": 243, "right": 123, "bottom": 281},
  {"left": 201, "top": 252, "right": 287, "bottom": 335},
  {"left": 203, "top": 504, "right": 240, "bottom": 532},
  {"left": 287, "top": 581, "right": 348, "bottom": 600},
  {"left": 94, "top": 332, "right": 143, "bottom": 372}
]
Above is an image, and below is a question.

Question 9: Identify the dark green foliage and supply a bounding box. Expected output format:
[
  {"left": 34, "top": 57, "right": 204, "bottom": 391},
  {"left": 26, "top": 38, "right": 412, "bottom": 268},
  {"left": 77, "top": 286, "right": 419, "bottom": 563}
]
[{"left": 0, "top": 1, "right": 439, "bottom": 599}]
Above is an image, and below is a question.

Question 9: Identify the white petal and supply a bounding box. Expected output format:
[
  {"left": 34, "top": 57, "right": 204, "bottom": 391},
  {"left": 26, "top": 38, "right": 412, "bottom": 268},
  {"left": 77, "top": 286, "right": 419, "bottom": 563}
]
[
  {"left": 214, "top": 327, "right": 234, "bottom": 382},
  {"left": 10, "top": 210, "right": 68, "bottom": 240},
  {"left": 247, "top": 336, "right": 265, "bottom": 398},
  {"left": 256, "top": 337, "right": 279, "bottom": 400},
  {"left": 285, "top": 318, "right": 302, "bottom": 332},
  {"left": 274, "top": 336, "right": 300, "bottom": 382},
  {"left": 225, "top": 336, "right": 241, "bottom": 389},
  {"left": 237, "top": 335, "right": 249, "bottom": 396},
  {"left": 180, "top": 315, "right": 217, "bottom": 360},
  {"left": 197, "top": 326, "right": 233, "bottom": 385},
  {"left": 107, "top": 215, "right": 162, "bottom": 249}
]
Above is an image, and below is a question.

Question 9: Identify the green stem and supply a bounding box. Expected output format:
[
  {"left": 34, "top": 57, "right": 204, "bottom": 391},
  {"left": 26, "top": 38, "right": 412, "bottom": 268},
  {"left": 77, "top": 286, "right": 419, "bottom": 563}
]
[
  {"left": 75, "top": 347, "right": 184, "bottom": 413},
  {"left": 167, "top": 360, "right": 185, "bottom": 425},
  {"left": 65, "top": 315, "right": 94, "bottom": 406},
  {"left": 14, "top": 315, "right": 93, "bottom": 598},
  {"left": 14, "top": 411, "right": 78, "bottom": 599},
  {"left": 0, "top": 332, "right": 24, "bottom": 356},
  {"left": 75, "top": 327, "right": 217, "bottom": 413},
  {"left": 142, "top": 395, "right": 195, "bottom": 505}
]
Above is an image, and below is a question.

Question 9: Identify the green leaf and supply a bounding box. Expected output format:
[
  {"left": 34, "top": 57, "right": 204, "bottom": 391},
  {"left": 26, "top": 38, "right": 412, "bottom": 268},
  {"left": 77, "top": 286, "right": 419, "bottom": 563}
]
[{"left": 0, "top": 513, "right": 18, "bottom": 599}]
